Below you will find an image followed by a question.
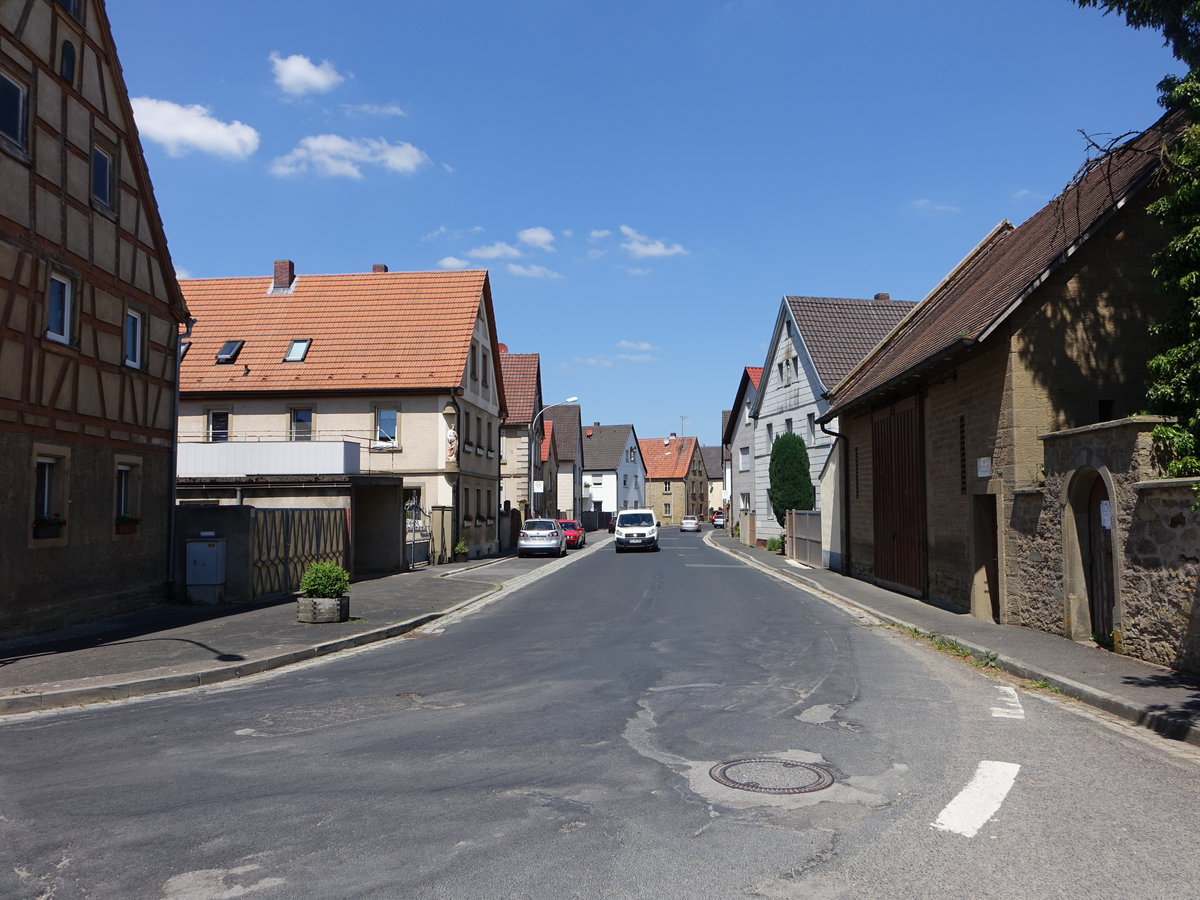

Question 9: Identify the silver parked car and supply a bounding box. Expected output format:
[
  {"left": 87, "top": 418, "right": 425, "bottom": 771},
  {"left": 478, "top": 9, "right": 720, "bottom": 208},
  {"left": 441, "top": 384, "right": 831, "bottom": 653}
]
[
  {"left": 517, "top": 519, "right": 567, "bottom": 558},
  {"left": 680, "top": 515, "right": 701, "bottom": 532}
]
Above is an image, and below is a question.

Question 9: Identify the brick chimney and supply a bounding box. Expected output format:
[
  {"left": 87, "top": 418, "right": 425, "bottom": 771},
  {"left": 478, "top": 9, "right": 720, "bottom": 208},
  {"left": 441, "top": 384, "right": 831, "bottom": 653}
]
[
  {"left": 873, "top": 292, "right": 890, "bottom": 302},
  {"left": 273, "top": 259, "right": 295, "bottom": 290},
  {"left": 372, "top": 264, "right": 389, "bottom": 273}
]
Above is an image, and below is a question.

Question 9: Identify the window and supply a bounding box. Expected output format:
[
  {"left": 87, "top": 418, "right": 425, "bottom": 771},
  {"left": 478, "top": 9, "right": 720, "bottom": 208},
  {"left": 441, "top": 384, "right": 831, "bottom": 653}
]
[
  {"left": 124, "top": 308, "right": 144, "bottom": 368},
  {"left": 740, "top": 492, "right": 750, "bottom": 512},
  {"left": 470, "top": 342, "right": 478, "bottom": 380},
  {"left": 628, "top": 447, "right": 635, "bottom": 462},
  {"left": 482, "top": 351, "right": 489, "bottom": 387},
  {"left": 623, "top": 474, "right": 628, "bottom": 487},
  {"left": 216, "top": 339, "right": 243, "bottom": 363},
  {"left": 663, "top": 502, "right": 671, "bottom": 517},
  {"left": 476, "top": 416, "right": 482, "bottom": 451},
  {"left": 284, "top": 339, "right": 311, "bottom": 362},
  {"left": 663, "top": 481, "right": 672, "bottom": 494},
  {"left": 739, "top": 447, "right": 749, "bottom": 471},
  {"left": 56, "top": 0, "right": 81, "bottom": 18},
  {"left": 114, "top": 458, "right": 141, "bottom": 524},
  {"left": 807, "top": 413, "right": 816, "bottom": 443},
  {"left": 785, "top": 418, "right": 793, "bottom": 434},
  {"left": 35, "top": 458, "right": 56, "bottom": 519},
  {"left": 46, "top": 273, "right": 73, "bottom": 343},
  {"left": 487, "top": 421, "right": 493, "bottom": 451},
  {"left": 290, "top": 408, "right": 313, "bottom": 441},
  {"left": 375, "top": 407, "right": 397, "bottom": 443},
  {"left": 0, "top": 69, "right": 28, "bottom": 149},
  {"left": 592, "top": 473, "right": 602, "bottom": 483},
  {"left": 32, "top": 445, "right": 69, "bottom": 539},
  {"left": 208, "top": 410, "right": 229, "bottom": 442},
  {"left": 767, "top": 423, "right": 774, "bottom": 444},
  {"left": 59, "top": 41, "right": 76, "bottom": 83},
  {"left": 92, "top": 144, "right": 114, "bottom": 206}
]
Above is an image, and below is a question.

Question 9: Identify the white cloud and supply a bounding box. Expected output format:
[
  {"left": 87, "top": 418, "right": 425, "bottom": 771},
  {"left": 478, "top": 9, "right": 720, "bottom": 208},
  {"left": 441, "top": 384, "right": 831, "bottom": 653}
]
[
  {"left": 586, "top": 248, "right": 606, "bottom": 260},
  {"left": 438, "top": 256, "right": 473, "bottom": 269},
  {"left": 617, "top": 353, "right": 658, "bottom": 363},
  {"left": 574, "top": 356, "right": 615, "bottom": 367},
  {"left": 423, "top": 225, "right": 484, "bottom": 241},
  {"left": 518, "top": 226, "right": 556, "bottom": 251},
  {"left": 270, "top": 52, "right": 345, "bottom": 96},
  {"left": 589, "top": 229, "right": 611, "bottom": 240},
  {"left": 131, "top": 97, "right": 259, "bottom": 159},
  {"left": 622, "top": 266, "right": 652, "bottom": 276},
  {"left": 269, "top": 134, "right": 428, "bottom": 178},
  {"left": 507, "top": 263, "right": 563, "bottom": 279},
  {"left": 468, "top": 242, "right": 522, "bottom": 259},
  {"left": 618, "top": 340, "right": 655, "bottom": 351},
  {"left": 912, "top": 198, "right": 960, "bottom": 213},
  {"left": 344, "top": 103, "right": 407, "bottom": 117},
  {"left": 619, "top": 225, "right": 687, "bottom": 258}
]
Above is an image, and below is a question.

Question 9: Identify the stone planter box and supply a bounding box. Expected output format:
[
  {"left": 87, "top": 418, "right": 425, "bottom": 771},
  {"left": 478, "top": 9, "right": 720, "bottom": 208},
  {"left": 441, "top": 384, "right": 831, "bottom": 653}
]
[
  {"left": 297, "top": 595, "right": 349, "bottom": 623},
  {"left": 32, "top": 523, "right": 63, "bottom": 540}
]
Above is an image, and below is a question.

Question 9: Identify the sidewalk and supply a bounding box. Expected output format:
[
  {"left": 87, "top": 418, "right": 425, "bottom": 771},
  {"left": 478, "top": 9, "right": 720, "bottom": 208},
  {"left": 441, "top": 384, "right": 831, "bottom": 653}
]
[
  {"left": 707, "top": 529, "right": 1200, "bottom": 747},
  {"left": 0, "top": 557, "right": 510, "bottom": 716},
  {"left": 3, "top": 535, "right": 1199, "bottom": 748}
]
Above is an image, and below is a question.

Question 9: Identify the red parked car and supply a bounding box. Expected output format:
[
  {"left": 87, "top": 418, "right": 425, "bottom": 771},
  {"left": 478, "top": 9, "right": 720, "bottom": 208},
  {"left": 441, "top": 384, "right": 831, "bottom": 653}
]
[{"left": 557, "top": 520, "right": 586, "bottom": 548}]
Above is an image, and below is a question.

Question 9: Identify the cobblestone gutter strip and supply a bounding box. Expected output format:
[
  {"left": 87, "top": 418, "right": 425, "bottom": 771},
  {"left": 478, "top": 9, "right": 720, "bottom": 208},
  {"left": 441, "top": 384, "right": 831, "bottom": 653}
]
[
  {"left": 0, "top": 591, "right": 499, "bottom": 717},
  {"left": 706, "top": 534, "right": 1200, "bottom": 749}
]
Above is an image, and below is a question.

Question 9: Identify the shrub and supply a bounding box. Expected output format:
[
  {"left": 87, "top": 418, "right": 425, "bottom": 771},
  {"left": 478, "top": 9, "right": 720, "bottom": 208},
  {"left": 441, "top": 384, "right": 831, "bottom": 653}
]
[
  {"left": 766, "top": 536, "right": 782, "bottom": 552},
  {"left": 300, "top": 561, "right": 350, "bottom": 598}
]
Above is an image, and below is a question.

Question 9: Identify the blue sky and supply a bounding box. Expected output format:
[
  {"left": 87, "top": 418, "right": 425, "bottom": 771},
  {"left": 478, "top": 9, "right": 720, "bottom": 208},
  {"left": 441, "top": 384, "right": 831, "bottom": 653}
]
[{"left": 108, "top": 0, "right": 1178, "bottom": 446}]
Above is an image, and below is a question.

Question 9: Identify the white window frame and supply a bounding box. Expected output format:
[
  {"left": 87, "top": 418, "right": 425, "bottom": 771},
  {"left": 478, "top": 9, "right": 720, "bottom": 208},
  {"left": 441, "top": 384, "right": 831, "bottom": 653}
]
[
  {"left": 46, "top": 273, "right": 73, "bottom": 344},
  {"left": 92, "top": 143, "right": 114, "bottom": 207},
  {"left": 375, "top": 407, "right": 398, "bottom": 444},
  {"left": 739, "top": 447, "right": 749, "bottom": 472},
  {"left": 123, "top": 308, "right": 144, "bottom": 368},
  {"left": 1, "top": 68, "right": 29, "bottom": 150},
  {"left": 208, "top": 410, "right": 230, "bottom": 442},
  {"left": 284, "top": 338, "right": 311, "bottom": 362},
  {"left": 290, "top": 408, "right": 313, "bottom": 441}
]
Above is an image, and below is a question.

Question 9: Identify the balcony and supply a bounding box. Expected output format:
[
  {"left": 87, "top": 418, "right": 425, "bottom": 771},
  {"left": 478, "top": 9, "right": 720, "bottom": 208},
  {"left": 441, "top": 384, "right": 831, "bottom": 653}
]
[{"left": 178, "top": 430, "right": 363, "bottom": 476}]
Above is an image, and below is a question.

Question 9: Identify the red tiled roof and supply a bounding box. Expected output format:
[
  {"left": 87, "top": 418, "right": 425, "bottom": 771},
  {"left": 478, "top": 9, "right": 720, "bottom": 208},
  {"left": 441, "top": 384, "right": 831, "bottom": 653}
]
[
  {"left": 499, "top": 351, "right": 540, "bottom": 424},
  {"left": 826, "top": 110, "right": 1184, "bottom": 418},
  {"left": 746, "top": 366, "right": 763, "bottom": 389},
  {"left": 179, "top": 268, "right": 493, "bottom": 394},
  {"left": 541, "top": 420, "right": 555, "bottom": 463},
  {"left": 639, "top": 435, "right": 698, "bottom": 479}
]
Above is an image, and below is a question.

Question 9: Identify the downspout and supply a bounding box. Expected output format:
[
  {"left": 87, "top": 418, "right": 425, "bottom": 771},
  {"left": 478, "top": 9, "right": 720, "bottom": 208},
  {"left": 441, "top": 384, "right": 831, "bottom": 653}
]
[
  {"left": 819, "top": 416, "right": 848, "bottom": 575},
  {"left": 167, "top": 316, "right": 196, "bottom": 597}
]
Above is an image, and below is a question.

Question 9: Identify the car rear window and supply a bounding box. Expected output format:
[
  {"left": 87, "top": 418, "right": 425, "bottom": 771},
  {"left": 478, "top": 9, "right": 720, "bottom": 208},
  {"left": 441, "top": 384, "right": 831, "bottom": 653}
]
[{"left": 525, "top": 520, "right": 556, "bottom": 530}]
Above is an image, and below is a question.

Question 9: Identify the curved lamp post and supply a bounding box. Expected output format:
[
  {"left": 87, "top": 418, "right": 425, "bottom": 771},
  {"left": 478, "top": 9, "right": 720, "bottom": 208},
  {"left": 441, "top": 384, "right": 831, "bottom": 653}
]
[{"left": 529, "top": 396, "right": 578, "bottom": 519}]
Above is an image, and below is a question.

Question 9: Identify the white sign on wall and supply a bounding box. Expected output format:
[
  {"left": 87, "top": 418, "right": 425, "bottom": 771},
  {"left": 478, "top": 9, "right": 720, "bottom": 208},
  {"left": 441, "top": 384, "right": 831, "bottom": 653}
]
[{"left": 1100, "top": 500, "right": 1112, "bottom": 529}]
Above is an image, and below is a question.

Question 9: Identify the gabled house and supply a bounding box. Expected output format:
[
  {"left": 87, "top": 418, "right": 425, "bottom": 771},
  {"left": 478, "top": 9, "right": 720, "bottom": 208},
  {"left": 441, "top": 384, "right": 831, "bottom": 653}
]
[
  {"left": 537, "top": 419, "right": 560, "bottom": 518},
  {"left": 581, "top": 423, "right": 646, "bottom": 513},
  {"left": 639, "top": 434, "right": 705, "bottom": 525},
  {"left": 498, "top": 346, "right": 543, "bottom": 517},
  {"left": 543, "top": 404, "right": 583, "bottom": 519},
  {"left": 1, "top": 0, "right": 190, "bottom": 636},
  {"left": 722, "top": 366, "right": 762, "bottom": 532},
  {"left": 177, "top": 262, "right": 506, "bottom": 564},
  {"left": 821, "top": 111, "right": 1199, "bottom": 671},
  {"left": 750, "top": 294, "right": 913, "bottom": 550},
  {"left": 700, "top": 445, "right": 724, "bottom": 517}
]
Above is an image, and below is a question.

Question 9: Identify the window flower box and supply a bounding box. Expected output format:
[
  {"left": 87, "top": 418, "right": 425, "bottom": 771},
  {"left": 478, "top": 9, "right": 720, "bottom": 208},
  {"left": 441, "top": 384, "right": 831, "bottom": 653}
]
[
  {"left": 115, "top": 515, "right": 140, "bottom": 534},
  {"left": 32, "top": 516, "right": 65, "bottom": 539}
]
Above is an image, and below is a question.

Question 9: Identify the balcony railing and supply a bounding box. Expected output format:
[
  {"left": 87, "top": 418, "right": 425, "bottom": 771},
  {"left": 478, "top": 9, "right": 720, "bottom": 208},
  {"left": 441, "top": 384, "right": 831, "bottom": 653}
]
[{"left": 178, "top": 436, "right": 363, "bottom": 477}]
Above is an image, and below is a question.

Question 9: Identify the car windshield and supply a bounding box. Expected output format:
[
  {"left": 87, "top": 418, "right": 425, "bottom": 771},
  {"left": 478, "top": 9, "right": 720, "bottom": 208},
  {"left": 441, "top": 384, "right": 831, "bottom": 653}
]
[
  {"left": 618, "top": 513, "right": 654, "bottom": 526},
  {"left": 525, "top": 520, "right": 556, "bottom": 530}
]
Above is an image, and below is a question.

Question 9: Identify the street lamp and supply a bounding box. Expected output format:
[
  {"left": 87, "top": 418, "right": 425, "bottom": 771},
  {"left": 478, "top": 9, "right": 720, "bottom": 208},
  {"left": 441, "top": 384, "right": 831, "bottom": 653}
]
[{"left": 529, "top": 396, "right": 578, "bottom": 519}]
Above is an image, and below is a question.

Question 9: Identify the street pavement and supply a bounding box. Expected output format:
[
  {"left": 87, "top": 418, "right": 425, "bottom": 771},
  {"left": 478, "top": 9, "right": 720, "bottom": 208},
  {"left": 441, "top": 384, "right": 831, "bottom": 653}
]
[{"left": 1, "top": 529, "right": 1198, "bottom": 749}]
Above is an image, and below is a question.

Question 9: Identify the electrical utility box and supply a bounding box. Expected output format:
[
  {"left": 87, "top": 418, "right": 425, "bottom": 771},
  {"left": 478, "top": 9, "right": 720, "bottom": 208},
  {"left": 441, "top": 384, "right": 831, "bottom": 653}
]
[{"left": 186, "top": 537, "right": 226, "bottom": 604}]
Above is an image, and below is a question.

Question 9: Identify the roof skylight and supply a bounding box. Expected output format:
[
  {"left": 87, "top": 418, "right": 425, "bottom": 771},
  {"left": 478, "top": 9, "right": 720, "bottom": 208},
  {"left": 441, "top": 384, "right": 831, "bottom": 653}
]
[
  {"left": 215, "top": 339, "right": 244, "bottom": 363},
  {"left": 284, "top": 339, "right": 311, "bottom": 362}
]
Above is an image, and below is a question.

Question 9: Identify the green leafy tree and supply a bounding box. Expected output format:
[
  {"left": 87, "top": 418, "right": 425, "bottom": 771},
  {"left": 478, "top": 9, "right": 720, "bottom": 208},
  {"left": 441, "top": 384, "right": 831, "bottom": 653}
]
[
  {"left": 1074, "top": 1, "right": 1200, "bottom": 475},
  {"left": 767, "top": 432, "right": 815, "bottom": 526}
]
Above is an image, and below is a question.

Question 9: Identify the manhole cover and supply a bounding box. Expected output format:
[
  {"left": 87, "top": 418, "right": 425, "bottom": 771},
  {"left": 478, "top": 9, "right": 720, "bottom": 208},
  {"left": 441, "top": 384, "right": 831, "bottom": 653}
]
[{"left": 709, "top": 758, "right": 835, "bottom": 795}]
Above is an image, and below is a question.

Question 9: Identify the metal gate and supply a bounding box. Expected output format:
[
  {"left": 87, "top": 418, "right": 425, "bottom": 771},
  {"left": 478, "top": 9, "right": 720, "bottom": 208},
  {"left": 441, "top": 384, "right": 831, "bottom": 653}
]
[
  {"left": 871, "top": 396, "right": 926, "bottom": 596},
  {"left": 252, "top": 508, "right": 349, "bottom": 598}
]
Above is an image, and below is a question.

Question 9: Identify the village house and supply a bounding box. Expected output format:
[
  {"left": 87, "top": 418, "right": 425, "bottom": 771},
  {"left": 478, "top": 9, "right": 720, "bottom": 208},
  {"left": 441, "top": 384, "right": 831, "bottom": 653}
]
[
  {"left": 639, "top": 434, "right": 705, "bottom": 525},
  {"left": 176, "top": 262, "right": 506, "bottom": 566},
  {"left": 581, "top": 423, "right": 646, "bottom": 515},
  {"left": 497, "top": 347, "right": 543, "bottom": 518},
  {"left": 0, "top": 0, "right": 190, "bottom": 636},
  {"left": 544, "top": 404, "right": 583, "bottom": 519},
  {"left": 821, "top": 111, "right": 1200, "bottom": 671}
]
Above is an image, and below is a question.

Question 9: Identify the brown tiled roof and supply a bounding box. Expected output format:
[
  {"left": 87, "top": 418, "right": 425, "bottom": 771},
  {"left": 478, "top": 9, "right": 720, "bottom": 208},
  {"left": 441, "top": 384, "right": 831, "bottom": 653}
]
[
  {"left": 825, "top": 110, "right": 1184, "bottom": 419},
  {"left": 582, "top": 423, "right": 637, "bottom": 469},
  {"left": 499, "top": 351, "right": 540, "bottom": 424},
  {"left": 787, "top": 295, "right": 914, "bottom": 389},
  {"left": 639, "top": 435, "right": 698, "bottom": 479},
  {"left": 179, "top": 267, "right": 495, "bottom": 395},
  {"left": 544, "top": 405, "right": 581, "bottom": 462}
]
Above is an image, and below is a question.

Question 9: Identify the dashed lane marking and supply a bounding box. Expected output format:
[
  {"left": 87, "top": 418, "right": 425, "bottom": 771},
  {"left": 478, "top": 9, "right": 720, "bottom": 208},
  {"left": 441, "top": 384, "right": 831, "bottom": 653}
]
[
  {"left": 932, "top": 760, "right": 1021, "bottom": 838},
  {"left": 991, "top": 684, "right": 1025, "bottom": 719}
]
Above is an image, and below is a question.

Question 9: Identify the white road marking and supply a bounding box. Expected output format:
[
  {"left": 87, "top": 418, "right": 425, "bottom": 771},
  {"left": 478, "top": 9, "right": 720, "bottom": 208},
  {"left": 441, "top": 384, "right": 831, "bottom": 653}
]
[
  {"left": 991, "top": 685, "right": 1025, "bottom": 719},
  {"left": 932, "top": 760, "right": 1020, "bottom": 837}
]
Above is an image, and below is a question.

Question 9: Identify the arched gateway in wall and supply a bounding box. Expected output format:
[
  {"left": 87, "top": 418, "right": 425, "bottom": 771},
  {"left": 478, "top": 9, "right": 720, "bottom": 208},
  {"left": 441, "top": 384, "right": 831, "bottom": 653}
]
[{"left": 1064, "top": 467, "right": 1117, "bottom": 646}]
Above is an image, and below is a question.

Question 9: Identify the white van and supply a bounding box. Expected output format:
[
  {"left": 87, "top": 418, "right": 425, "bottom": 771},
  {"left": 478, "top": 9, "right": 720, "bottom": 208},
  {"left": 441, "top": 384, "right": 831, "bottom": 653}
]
[{"left": 613, "top": 509, "right": 659, "bottom": 552}]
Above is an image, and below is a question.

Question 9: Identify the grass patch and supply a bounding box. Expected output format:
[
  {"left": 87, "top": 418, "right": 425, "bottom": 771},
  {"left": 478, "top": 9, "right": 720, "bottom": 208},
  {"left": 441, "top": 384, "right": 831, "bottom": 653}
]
[{"left": 903, "top": 627, "right": 999, "bottom": 668}]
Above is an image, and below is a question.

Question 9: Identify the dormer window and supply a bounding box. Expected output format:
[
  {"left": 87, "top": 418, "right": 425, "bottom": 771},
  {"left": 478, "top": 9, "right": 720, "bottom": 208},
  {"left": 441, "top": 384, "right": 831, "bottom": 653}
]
[
  {"left": 284, "top": 339, "right": 311, "bottom": 362},
  {"left": 215, "top": 339, "right": 244, "bottom": 363}
]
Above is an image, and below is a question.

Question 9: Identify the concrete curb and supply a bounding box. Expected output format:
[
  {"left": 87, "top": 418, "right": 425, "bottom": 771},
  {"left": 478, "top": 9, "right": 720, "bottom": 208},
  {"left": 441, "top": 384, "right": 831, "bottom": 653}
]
[{"left": 705, "top": 532, "right": 1200, "bottom": 748}]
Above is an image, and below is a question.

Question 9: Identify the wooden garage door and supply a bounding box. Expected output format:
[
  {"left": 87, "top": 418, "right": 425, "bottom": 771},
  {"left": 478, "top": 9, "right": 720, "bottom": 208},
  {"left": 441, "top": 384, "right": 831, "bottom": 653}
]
[{"left": 871, "top": 396, "right": 926, "bottom": 596}]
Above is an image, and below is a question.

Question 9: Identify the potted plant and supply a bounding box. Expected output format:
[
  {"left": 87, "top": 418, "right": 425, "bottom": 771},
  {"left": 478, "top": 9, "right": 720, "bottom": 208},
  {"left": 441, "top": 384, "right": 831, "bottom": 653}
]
[
  {"left": 114, "top": 514, "right": 140, "bottom": 534},
  {"left": 296, "top": 561, "right": 350, "bottom": 623},
  {"left": 475, "top": 514, "right": 486, "bottom": 526},
  {"left": 32, "top": 514, "right": 66, "bottom": 539},
  {"left": 453, "top": 538, "right": 468, "bottom": 562}
]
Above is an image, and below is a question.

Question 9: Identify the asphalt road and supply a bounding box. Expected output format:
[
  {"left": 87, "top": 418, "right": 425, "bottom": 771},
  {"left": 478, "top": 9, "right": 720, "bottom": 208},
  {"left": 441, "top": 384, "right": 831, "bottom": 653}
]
[{"left": 2, "top": 529, "right": 1199, "bottom": 899}]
